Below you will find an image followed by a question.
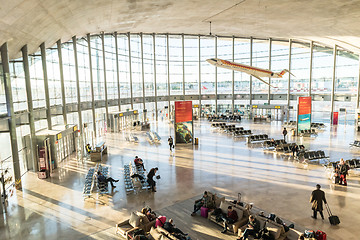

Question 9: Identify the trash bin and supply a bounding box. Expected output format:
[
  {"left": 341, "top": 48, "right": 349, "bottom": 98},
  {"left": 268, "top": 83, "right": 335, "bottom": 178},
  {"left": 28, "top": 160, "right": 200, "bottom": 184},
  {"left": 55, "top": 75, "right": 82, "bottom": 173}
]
[{"left": 194, "top": 138, "right": 199, "bottom": 145}]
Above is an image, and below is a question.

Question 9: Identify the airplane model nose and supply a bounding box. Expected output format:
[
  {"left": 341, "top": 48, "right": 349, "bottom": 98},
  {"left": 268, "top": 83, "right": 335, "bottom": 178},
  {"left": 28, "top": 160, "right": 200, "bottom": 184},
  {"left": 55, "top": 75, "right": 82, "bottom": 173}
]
[{"left": 206, "top": 58, "right": 217, "bottom": 65}]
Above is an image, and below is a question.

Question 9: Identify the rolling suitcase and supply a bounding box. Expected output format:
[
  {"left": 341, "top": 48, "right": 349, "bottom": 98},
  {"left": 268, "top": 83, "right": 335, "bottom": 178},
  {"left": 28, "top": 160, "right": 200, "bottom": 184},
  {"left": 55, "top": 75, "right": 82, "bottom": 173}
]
[{"left": 325, "top": 203, "right": 340, "bottom": 225}]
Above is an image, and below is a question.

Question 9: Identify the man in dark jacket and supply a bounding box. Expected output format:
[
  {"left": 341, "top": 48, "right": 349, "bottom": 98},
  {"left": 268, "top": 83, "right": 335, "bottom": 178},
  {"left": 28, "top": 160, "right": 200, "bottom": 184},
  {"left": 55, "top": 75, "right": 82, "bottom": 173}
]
[
  {"left": 310, "top": 184, "right": 327, "bottom": 219},
  {"left": 238, "top": 215, "right": 260, "bottom": 240},
  {"left": 282, "top": 128, "right": 288, "bottom": 141},
  {"left": 163, "top": 219, "right": 187, "bottom": 239},
  {"left": 147, "top": 167, "right": 158, "bottom": 192},
  {"left": 168, "top": 136, "right": 174, "bottom": 151},
  {"left": 221, "top": 206, "right": 238, "bottom": 233},
  {"left": 337, "top": 158, "right": 349, "bottom": 186}
]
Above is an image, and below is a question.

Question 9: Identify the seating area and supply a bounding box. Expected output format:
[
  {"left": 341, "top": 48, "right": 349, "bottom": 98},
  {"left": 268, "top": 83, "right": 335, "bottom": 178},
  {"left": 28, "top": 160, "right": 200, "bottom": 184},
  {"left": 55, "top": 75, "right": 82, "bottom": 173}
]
[
  {"left": 283, "top": 121, "right": 296, "bottom": 128},
  {"left": 262, "top": 139, "right": 286, "bottom": 150},
  {"left": 299, "top": 129, "right": 317, "bottom": 137},
  {"left": 283, "top": 121, "right": 326, "bottom": 130},
  {"left": 275, "top": 143, "right": 296, "bottom": 153},
  {"left": 116, "top": 210, "right": 156, "bottom": 239},
  {"left": 301, "top": 150, "right": 329, "bottom": 164},
  {"left": 146, "top": 131, "right": 162, "bottom": 144},
  {"left": 126, "top": 133, "right": 139, "bottom": 143},
  {"left": 123, "top": 162, "right": 150, "bottom": 194},
  {"left": 247, "top": 134, "right": 269, "bottom": 143},
  {"left": 208, "top": 114, "right": 242, "bottom": 122},
  {"left": 83, "top": 164, "right": 109, "bottom": 199},
  {"left": 233, "top": 129, "right": 252, "bottom": 137},
  {"left": 349, "top": 140, "right": 360, "bottom": 148}
]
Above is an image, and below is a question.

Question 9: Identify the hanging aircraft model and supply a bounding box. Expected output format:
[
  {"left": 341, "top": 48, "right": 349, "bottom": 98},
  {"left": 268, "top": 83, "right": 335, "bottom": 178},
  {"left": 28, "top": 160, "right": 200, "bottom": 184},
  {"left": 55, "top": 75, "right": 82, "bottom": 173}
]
[{"left": 206, "top": 58, "right": 293, "bottom": 87}]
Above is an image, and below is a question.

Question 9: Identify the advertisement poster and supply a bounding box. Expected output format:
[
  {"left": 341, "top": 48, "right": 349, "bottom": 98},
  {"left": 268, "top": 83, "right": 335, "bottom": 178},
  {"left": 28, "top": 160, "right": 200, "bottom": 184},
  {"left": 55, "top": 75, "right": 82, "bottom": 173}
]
[
  {"left": 175, "top": 101, "right": 193, "bottom": 144},
  {"left": 333, "top": 112, "right": 338, "bottom": 125},
  {"left": 297, "top": 96, "right": 312, "bottom": 134}
]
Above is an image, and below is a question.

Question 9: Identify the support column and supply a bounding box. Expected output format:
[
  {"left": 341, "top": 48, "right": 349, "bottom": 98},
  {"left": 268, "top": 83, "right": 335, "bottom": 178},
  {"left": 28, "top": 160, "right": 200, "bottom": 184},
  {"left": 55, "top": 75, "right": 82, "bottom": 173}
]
[
  {"left": 153, "top": 33, "right": 158, "bottom": 121},
  {"left": 128, "top": 33, "right": 133, "bottom": 109},
  {"left": 215, "top": 36, "right": 218, "bottom": 114},
  {"left": 182, "top": 34, "right": 185, "bottom": 97},
  {"left": 309, "top": 41, "right": 314, "bottom": 96},
  {"left": 1, "top": 43, "right": 21, "bottom": 188},
  {"left": 40, "top": 43, "right": 52, "bottom": 130},
  {"left": 249, "top": 37, "right": 253, "bottom": 106},
  {"left": 166, "top": 34, "right": 170, "bottom": 112},
  {"left": 287, "top": 39, "right": 292, "bottom": 107},
  {"left": 140, "top": 33, "right": 146, "bottom": 110},
  {"left": 57, "top": 40, "right": 67, "bottom": 125},
  {"left": 101, "top": 33, "right": 109, "bottom": 127},
  {"left": 22, "top": 45, "right": 37, "bottom": 171},
  {"left": 114, "top": 32, "right": 121, "bottom": 111},
  {"left": 198, "top": 35, "right": 202, "bottom": 113},
  {"left": 87, "top": 34, "right": 97, "bottom": 137},
  {"left": 72, "top": 36, "right": 83, "bottom": 139},
  {"left": 357, "top": 57, "right": 360, "bottom": 110},
  {"left": 330, "top": 45, "right": 337, "bottom": 124},
  {"left": 232, "top": 36, "right": 235, "bottom": 113},
  {"left": 268, "top": 38, "right": 272, "bottom": 105}
]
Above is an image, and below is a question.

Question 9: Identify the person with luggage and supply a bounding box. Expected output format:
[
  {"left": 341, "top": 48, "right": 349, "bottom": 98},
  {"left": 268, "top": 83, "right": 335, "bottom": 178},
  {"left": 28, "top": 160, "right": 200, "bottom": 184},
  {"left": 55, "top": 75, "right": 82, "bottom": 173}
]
[
  {"left": 337, "top": 158, "right": 349, "bottom": 186},
  {"left": 310, "top": 184, "right": 327, "bottom": 220},
  {"left": 134, "top": 156, "right": 145, "bottom": 171},
  {"left": 282, "top": 128, "right": 288, "bottom": 141},
  {"left": 191, "top": 191, "right": 210, "bottom": 216},
  {"left": 292, "top": 144, "right": 299, "bottom": 157},
  {"left": 237, "top": 215, "right": 260, "bottom": 240},
  {"left": 147, "top": 167, "right": 158, "bottom": 192},
  {"left": 168, "top": 136, "right": 174, "bottom": 151},
  {"left": 220, "top": 206, "right": 238, "bottom": 234}
]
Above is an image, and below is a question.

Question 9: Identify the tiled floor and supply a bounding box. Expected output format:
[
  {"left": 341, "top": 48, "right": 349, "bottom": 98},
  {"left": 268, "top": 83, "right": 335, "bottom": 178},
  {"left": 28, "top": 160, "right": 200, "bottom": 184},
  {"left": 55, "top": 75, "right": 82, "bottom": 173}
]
[{"left": 1, "top": 119, "right": 360, "bottom": 240}]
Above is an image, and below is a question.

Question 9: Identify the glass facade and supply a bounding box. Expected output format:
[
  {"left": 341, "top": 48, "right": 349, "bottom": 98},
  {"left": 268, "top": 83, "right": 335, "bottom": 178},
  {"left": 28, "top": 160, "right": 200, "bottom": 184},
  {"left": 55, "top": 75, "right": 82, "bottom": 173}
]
[{"left": 0, "top": 33, "right": 360, "bottom": 183}]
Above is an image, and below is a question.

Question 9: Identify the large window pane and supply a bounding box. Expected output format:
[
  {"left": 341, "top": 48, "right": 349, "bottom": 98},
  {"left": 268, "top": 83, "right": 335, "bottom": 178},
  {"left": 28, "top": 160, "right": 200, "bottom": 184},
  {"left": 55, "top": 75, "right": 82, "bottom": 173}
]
[
  {"left": 184, "top": 36, "right": 199, "bottom": 95},
  {"left": 217, "top": 38, "right": 232, "bottom": 94},
  {"left": 169, "top": 36, "right": 183, "bottom": 95},
  {"left": 200, "top": 37, "right": 215, "bottom": 95}
]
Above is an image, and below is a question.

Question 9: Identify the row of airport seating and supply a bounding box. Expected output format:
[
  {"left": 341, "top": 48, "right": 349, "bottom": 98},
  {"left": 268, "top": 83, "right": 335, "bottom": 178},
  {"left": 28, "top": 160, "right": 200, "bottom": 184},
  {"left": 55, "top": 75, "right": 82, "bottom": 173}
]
[
  {"left": 146, "top": 131, "right": 161, "bottom": 144},
  {"left": 125, "top": 133, "right": 139, "bottom": 143},
  {"left": 283, "top": 121, "right": 325, "bottom": 129},
  {"left": 262, "top": 139, "right": 286, "bottom": 150},
  {"left": 275, "top": 143, "right": 297, "bottom": 153},
  {"left": 299, "top": 129, "right": 318, "bottom": 137},
  {"left": 211, "top": 122, "right": 252, "bottom": 138},
  {"left": 247, "top": 134, "right": 269, "bottom": 143},
  {"left": 301, "top": 150, "right": 328, "bottom": 162},
  {"left": 83, "top": 164, "right": 109, "bottom": 199},
  {"left": 283, "top": 121, "right": 296, "bottom": 128},
  {"left": 124, "top": 162, "right": 151, "bottom": 194},
  {"left": 233, "top": 129, "right": 252, "bottom": 137},
  {"left": 311, "top": 122, "right": 326, "bottom": 129},
  {"left": 208, "top": 114, "right": 242, "bottom": 122},
  {"left": 350, "top": 140, "right": 360, "bottom": 148}
]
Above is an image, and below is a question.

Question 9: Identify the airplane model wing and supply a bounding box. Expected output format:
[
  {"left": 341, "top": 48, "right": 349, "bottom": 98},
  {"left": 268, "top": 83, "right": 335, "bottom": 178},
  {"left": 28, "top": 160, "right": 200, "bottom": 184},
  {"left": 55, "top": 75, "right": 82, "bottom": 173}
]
[{"left": 251, "top": 75, "right": 277, "bottom": 88}]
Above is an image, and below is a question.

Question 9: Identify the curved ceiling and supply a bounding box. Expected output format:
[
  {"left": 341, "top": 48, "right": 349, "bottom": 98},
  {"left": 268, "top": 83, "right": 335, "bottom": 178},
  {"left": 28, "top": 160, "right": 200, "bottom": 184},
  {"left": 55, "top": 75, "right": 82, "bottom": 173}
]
[{"left": 1, "top": 0, "right": 360, "bottom": 59}]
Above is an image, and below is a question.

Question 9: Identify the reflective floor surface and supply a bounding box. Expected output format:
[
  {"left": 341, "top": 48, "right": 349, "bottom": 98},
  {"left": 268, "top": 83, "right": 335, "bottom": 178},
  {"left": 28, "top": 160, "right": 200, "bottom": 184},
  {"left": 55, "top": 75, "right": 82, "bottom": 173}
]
[{"left": 1, "top": 119, "right": 360, "bottom": 240}]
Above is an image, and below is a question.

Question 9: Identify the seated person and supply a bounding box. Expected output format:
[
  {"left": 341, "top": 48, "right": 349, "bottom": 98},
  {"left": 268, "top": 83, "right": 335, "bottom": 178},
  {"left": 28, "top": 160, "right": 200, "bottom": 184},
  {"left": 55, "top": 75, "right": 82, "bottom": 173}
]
[
  {"left": 191, "top": 191, "right": 210, "bottom": 216},
  {"left": 298, "top": 235, "right": 305, "bottom": 240},
  {"left": 97, "top": 171, "right": 119, "bottom": 188},
  {"left": 221, "top": 206, "right": 238, "bottom": 234},
  {"left": 86, "top": 144, "right": 92, "bottom": 154},
  {"left": 134, "top": 156, "right": 145, "bottom": 171},
  {"left": 237, "top": 215, "right": 260, "bottom": 240},
  {"left": 141, "top": 207, "right": 156, "bottom": 221},
  {"left": 163, "top": 219, "right": 188, "bottom": 239}
]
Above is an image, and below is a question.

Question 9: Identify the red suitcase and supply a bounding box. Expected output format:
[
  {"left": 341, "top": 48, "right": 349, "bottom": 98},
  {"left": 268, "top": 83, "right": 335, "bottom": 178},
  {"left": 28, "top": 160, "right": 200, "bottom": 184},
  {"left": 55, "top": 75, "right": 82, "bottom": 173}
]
[{"left": 315, "top": 230, "right": 327, "bottom": 240}]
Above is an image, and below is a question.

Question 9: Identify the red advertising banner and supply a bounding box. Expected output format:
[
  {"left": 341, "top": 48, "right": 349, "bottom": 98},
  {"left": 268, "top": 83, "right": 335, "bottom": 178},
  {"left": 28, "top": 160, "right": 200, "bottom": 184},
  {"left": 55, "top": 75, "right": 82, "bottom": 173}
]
[
  {"left": 298, "top": 96, "right": 312, "bottom": 115},
  {"left": 333, "top": 112, "right": 338, "bottom": 125},
  {"left": 175, "top": 101, "right": 193, "bottom": 123}
]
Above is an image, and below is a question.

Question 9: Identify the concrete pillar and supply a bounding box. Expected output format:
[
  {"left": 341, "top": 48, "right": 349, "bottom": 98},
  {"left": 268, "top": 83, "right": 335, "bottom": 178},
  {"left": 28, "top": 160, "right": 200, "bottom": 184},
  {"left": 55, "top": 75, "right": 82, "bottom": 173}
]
[
  {"left": 330, "top": 45, "right": 337, "bottom": 124},
  {"left": 87, "top": 34, "right": 97, "bottom": 137},
  {"left": 114, "top": 32, "right": 121, "bottom": 112},
  {"left": 0, "top": 43, "right": 21, "bottom": 189},
  {"left": 57, "top": 40, "right": 67, "bottom": 125},
  {"left": 22, "top": 45, "right": 38, "bottom": 172},
  {"left": 153, "top": 33, "right": 158, "bottom": 121},
  {"left": 40, "top": 43, "right": 52, "bottom": 130},
  {"left": 128, "top": 33, "right": 133, "bottom": 109}
]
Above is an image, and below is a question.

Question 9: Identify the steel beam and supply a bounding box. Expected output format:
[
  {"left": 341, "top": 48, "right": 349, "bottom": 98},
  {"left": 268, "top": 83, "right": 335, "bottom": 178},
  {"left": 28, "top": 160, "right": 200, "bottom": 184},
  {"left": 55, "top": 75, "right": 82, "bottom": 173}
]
[
  {"left": 0, "top": 43, "right": 21, "bottom": 188},
  {"left": 57, "top": 40, "right": 67, "bottom": 125},
  {"left": 22, "top": 45, "right": 37, "bottom": 171},
  {"left": 268, "top": 38, "right": 272, "bottom": 105},
  {"left": 330, "top": 45, "right": 337, "bottom": 124},
  {"left": 140, "top": 33, "right": 146, "bottom": 110},
  {"left": 250, "top": 37, "right": 253, "bottom": 106},
  {"left": 215, "top": 36, "right": 218, "bottom": 114},
  {"left": 72, "top": 36, "right": 83, "bottom": 141},
  {"left": 87, "top": 34, "right": 97, "bottom": 137},
  {"left": 287, "top": 39, "right": 292, "bottom": 107},
  {"left": 128, "top": 33, "right": 133, "bottom": 109},
  {"left": 40, "top": 43, "right": 52, "bottom": 130},
  {"left": 309, "top": 41, "right": 314, "bottom": 96},
  {"left": 167, "top": 34, "right": 171, "bottom": 112},
  {"left": 153, "top": 33, "right": 158, "bottom": 121},
  {"left": 101, "top": 33, "right": 109, "bottom": 127},
  {"left": 114, "top": 32, "right": 121, "bottom": 111},
  {"left": 232, "top": 36, "right": 235, "bottom": 113}
]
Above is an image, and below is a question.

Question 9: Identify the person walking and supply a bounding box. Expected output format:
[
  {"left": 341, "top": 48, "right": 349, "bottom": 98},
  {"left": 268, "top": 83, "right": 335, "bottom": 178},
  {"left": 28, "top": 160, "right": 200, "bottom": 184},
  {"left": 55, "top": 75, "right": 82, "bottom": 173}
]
[
  {"left": 168, "top": 136, "right": 174, "bottom": 151},
  {"left": 310, "top": 184, "right": 327, "bottom": 220},
  {"left": 147, "top": 167, "right": 158, "bottom": 192},
  {"left": 282, "top": 128, "right": 288, "bottom": 142}
]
